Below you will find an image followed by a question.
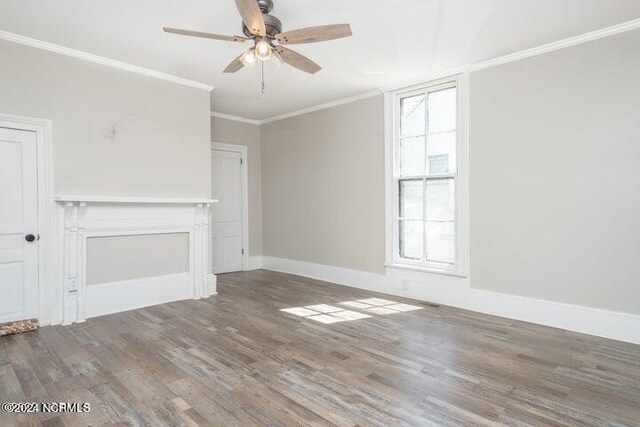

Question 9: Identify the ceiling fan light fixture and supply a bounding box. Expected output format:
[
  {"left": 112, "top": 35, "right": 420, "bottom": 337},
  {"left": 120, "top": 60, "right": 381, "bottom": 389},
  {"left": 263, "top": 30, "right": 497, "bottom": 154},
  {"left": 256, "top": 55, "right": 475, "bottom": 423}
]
[
  {"left": 255, "top": 38, "right": 272, "bottom": 61},
  {"left": 240, "top": 48, "right": 257, "bottom": 67},
  {"left": 271, "top": 51, "right": 283, "bottom": 68}
]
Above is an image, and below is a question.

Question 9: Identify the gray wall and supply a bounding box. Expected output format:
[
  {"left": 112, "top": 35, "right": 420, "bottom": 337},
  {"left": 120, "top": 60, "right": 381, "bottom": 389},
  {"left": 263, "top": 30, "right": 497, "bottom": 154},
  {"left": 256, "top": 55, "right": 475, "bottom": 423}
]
[
  {"left": 86, "top": 233, "right": 189, "bottom": 285},
  {"left": 470, "top": 30, "right": 640, "bottom": 314},
  {"left": 211, "top": 117, "right": 262, "bottom": 256},
  {"left": 258, "top": 31, "right": 640, "bottom": 314},
  {"left": 0, "top": 40, "right": 211, "bottom": 198},
  {"left": 260, "top": 96, "right": 386, "bottom": 274}
]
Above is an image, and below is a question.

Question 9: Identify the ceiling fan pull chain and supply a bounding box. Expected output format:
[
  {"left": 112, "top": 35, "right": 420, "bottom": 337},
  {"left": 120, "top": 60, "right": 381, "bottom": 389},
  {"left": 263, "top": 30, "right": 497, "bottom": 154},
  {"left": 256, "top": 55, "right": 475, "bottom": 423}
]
[{"left": 261, "top": 60, "right": 266, "bottom": 94}]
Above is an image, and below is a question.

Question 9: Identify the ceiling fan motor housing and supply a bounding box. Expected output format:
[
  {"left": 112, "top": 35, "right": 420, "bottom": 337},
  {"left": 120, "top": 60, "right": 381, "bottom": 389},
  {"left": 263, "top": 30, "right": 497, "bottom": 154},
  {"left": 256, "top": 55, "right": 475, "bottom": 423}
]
[{"left": 242, "top": 0, "right": 282, "bottom": 38}]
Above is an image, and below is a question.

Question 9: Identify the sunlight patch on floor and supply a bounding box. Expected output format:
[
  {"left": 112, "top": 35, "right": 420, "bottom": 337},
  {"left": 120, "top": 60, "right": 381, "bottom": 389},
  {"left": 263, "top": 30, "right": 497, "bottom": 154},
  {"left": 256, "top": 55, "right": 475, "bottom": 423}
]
[
  {"left": 280, "top": 298, "right": 422, "bottom": 324},
  {"left": 305, "top": 304, "right": 343, "bottom": 313}
]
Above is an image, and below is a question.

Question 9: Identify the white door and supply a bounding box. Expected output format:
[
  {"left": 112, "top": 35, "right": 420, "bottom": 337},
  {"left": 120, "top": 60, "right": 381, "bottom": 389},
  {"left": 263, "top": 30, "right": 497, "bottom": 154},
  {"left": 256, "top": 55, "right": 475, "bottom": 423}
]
[
  {"left": 0, "top": 127, "right": 39, "bottom": 323},
  {"left": 211, "top": 149, "right": 244, "bottom": 274}
]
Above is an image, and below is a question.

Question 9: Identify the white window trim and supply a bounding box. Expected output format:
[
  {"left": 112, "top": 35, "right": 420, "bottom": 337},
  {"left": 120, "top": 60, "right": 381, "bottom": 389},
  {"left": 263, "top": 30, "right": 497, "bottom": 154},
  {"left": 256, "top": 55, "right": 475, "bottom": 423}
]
[{"left": 384, "top": 73, "right": 469, "bottom": 277}]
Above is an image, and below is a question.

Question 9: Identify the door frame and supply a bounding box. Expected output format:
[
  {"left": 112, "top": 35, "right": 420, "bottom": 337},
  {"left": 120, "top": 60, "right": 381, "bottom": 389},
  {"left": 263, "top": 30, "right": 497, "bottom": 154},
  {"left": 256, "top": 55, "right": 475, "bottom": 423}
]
[
  {"left": 0, "top": 113, "right": 55, "bottom": 325},
  {"left": 211, "top": 142, "right": 249, "bottom": 271}
]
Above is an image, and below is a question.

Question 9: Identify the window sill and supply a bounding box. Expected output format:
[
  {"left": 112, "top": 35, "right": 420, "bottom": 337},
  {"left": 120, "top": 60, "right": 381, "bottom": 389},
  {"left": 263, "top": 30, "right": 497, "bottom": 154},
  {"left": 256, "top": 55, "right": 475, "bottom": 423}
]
[{"left": 385, "top": 263, "right": 467, "bottom": 278}]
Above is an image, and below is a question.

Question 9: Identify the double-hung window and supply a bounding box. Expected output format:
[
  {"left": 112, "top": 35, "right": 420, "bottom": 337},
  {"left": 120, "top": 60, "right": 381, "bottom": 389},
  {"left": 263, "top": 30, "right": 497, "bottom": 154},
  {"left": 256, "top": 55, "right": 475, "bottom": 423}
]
[{"left": 387, "top": 76, "right": 467, "bottom": 276}]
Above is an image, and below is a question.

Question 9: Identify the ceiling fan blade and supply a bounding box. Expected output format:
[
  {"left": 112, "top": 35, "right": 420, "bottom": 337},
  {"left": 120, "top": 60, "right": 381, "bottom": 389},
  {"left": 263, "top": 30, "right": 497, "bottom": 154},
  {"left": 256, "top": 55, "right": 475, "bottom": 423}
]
[
  {"left": 163, "top": 27, "right": 247, "bottom": 42},
  {"left": 223, "top": 53, "right": 246, "bottom": 73},
  {"left": 234, "top": 0, "right": 266, "bottom": 37},
  {"left": 276, "top": 24, "right": 352, "bottom": 45},
  {"left": 274, "top": 46, "right": 322, "bottom": 74}
]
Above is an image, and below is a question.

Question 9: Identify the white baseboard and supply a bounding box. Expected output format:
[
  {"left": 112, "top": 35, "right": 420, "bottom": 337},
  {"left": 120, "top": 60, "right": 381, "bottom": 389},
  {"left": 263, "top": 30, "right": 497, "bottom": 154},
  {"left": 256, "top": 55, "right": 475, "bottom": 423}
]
[
  {"left": 84, "top": 272, "right": 194, "bottom": 320},
  {"left": 246, "top": 256, "right": 264, "bottom": 271},
  {"left": 261, "top": 256, "right": 640, "bottom": 344}
]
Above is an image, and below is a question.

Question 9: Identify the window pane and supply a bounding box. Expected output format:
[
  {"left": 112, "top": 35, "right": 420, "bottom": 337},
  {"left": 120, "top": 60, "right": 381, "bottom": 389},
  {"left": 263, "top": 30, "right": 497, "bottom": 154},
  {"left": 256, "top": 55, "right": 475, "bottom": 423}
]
[
  {"left": 401, "top": 95, "right": 425, "bottom": 137},
  {"left": 426, "top": 179, "right": 454, "bottom": 221},
  {"left": 399, "top": 180, "right": 423, "bottom": 219},
  {"left": 400, "top": 136, "right": 425, "bottom": 176},
  {"left": 427, "top": 131, "right": 456, "bottom": 174},
  {"left": 428, "top": 88, "right": 456, "bottom": 133},
  {"left": 399, "top": 220, "right": 423, "bottom": 261},
  {"left": 426, "top": 221, "right": 455, "bottom": 264}
]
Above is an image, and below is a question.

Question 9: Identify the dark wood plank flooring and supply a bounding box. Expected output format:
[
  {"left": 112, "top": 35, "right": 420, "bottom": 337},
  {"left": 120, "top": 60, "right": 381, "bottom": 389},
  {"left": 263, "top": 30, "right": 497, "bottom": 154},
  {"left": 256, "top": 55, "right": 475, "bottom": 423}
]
[{"left": 1, "top": 270, "right": 639, "bottom": 426}]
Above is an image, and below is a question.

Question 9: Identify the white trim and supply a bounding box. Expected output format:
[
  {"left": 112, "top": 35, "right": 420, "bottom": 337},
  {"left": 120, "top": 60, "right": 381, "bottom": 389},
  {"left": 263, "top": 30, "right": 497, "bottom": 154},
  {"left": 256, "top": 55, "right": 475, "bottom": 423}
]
[
  {"left": 211, "top": 112, "right": 261, "bottom": 126},
  {"left": 211, "top": 142, "right": 250, "bottom": 272},
  {"left": 469, "top": 18, "right": 640, "bottom": 72},
  {"left": 261, "top": 256, "right": 640, "bottom": 344},
  {"left": 85, "top": 273, "right": 193, "bottom": 319},
  {"left": 385, "top": 75, "right": 468, "bottom": 277},
  {"left": 381, "top": 67, "right": 470, "bottom": 94},
  {"left": 247, "top": 256, "right": 264, "bottom": 270},
  {"left": 259, "top": 90, "right": 382, "bottom": 124},
  {"left": 383, "top": 91, "right": 395, "bottom": 269},
  {"left": 0, "top": 113, "right": 56, "bottom": 326},
  {"left": 0, "top": 30, "right": 214, "bottom": 92},
  {"left": 212, "top": 90, "right": 401, "bottom": 126},
  {"left": 55, "top": 195, "right": 216, "bottom": 204}
]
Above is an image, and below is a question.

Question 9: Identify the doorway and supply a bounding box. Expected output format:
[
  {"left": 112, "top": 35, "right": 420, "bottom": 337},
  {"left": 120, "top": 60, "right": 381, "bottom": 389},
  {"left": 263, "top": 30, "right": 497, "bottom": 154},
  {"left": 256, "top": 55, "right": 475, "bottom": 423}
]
[
  {"left": 0, "top": 127, "right": 39, "bottom": 322},
  {"left": 211, "top": 143, "right": 249, "bottom": 274},
  {"left": 0, "top": 114, "right": 54, "bottom": 325}
]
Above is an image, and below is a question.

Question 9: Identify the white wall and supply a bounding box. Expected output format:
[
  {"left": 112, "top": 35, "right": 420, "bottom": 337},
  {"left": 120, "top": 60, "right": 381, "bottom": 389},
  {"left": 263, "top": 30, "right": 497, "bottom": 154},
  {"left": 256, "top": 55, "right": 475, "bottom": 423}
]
[
  {"left": 211, "top": 117, "right": 262, "bottom": 256},
  {"left": 0, "top": 40, "right": 211, "bottom": 198},
  {"left": 470, "top": 30, "right": 640, "bottom": 314}
]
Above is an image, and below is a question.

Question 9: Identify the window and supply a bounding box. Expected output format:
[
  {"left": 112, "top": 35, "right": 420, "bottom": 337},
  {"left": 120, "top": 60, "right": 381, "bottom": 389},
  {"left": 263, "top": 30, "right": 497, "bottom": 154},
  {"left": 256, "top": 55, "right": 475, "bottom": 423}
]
[{"left": 386, "top": 76, "right": 467, "bottom": 276}]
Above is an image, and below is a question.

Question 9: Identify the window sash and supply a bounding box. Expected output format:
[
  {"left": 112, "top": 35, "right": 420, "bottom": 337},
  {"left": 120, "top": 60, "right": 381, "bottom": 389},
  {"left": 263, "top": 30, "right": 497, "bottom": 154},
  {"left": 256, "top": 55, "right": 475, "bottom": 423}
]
[{"left": 396, "top": 176, "right": 457, "bottom": 265}]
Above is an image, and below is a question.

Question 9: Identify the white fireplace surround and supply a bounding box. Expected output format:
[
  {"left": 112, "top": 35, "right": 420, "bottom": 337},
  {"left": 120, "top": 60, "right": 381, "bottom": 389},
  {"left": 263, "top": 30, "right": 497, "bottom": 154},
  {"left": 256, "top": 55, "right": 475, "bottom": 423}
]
[{"left": 54, "top": 196, "right": 217, "bottom": 324}]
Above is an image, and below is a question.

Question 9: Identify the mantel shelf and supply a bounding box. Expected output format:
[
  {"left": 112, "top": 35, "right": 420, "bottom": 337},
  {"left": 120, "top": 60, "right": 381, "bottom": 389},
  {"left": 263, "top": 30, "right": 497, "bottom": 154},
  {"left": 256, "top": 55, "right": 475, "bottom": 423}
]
[{"left": 54, "top": 195, "right": 218, "bottom": 204}]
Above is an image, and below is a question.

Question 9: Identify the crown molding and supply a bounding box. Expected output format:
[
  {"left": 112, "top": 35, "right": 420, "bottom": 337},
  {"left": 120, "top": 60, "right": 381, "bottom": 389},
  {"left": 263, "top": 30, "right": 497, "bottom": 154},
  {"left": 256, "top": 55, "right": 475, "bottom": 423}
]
[
  {"left": 211, "top": 90, "right": 383, "bottom": 126},
  {"left": 380, "top": 67, "right": 470, "bottom": 93},
  {"left": 259, "top": 90, "right": 383, "bottom": 125},
  {"left": 254, "top": 18, "right": 640, "bottom": 122},
  {"left": 469, "top": 17, "right": 640, "bottom": 72},
  {"left": 381, "top": 18, "right": 640, "bottom": 93},
  {"left": 210, "top": 112, "right": 261, "bottom": 126},
  {"left": 0, "top": 30, "right": 214, "bottom": 92},
  {"left": 222, "top": 18, "right": 640, "bottom": 123}
]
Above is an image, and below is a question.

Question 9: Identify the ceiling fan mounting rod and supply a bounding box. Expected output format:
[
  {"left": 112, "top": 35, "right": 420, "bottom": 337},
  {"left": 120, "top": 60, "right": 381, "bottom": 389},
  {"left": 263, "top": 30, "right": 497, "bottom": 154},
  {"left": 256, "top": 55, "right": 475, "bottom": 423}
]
[
  {"left": 256, "top": 0, "right": 274, "bottom": 14},
  {"left": 242, "top": 8, "right": 282, "bottom": 40}
]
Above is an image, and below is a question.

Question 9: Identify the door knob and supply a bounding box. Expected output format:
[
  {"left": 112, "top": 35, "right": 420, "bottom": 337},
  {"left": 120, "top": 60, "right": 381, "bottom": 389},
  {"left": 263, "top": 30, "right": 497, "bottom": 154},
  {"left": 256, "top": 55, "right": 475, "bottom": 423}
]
[{"left": 25, "top": 234, "right": 36, "bottom": 242}]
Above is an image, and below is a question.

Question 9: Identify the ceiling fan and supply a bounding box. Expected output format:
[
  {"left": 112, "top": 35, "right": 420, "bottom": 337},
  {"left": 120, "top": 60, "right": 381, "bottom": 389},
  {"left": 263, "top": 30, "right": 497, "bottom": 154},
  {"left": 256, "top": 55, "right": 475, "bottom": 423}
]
[{"left": 163, "top": 0, "right": 352, "bottom": 75}]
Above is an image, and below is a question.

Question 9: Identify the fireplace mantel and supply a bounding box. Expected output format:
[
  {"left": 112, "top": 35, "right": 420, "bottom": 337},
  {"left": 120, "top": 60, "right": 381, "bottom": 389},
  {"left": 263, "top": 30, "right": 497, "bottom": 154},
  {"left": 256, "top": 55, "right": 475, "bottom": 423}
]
[{"left": 55, "top": 196, "right": 217, "bottom": 324}]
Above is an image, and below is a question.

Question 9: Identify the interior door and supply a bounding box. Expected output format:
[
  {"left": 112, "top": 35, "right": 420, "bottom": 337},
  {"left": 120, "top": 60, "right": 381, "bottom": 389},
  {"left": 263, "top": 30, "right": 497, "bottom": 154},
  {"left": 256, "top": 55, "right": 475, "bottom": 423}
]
[
  {"left": 211, "top": 149, "right": 244, "bottom": 274},
  {"left": 0, "top": 127, "right": 39, "bottom": 323}
]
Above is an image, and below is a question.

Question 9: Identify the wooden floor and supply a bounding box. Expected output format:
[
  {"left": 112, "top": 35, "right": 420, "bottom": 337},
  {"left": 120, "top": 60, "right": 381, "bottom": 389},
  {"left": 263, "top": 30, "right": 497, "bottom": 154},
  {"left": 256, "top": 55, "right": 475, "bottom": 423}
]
[{"left": 1, "top": 270, "right": 639, "bottom": 426}]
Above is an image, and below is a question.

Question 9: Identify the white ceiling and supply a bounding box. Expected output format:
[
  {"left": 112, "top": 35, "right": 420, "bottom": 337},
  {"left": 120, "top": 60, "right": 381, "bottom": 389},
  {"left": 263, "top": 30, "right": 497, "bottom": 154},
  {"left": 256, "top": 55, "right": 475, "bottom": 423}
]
[{"left": 1, "top": 0, "right": 639, "bottom": 120}]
